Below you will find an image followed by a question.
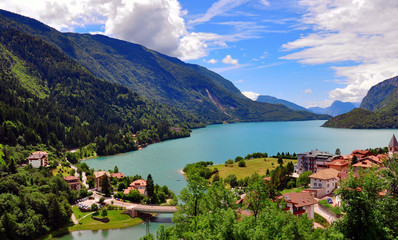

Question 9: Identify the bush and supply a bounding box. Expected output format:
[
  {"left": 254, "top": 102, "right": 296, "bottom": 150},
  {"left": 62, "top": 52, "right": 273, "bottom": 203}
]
[
  {"left": 101, "top": 208, "right": 108, "bottom": 217},
  {"left": 314, "top": 213, "right": 329, "bottom": 227},
  {"left": 225, "top": 159, "right": 234, "bottom": 165},
  {"left": 91, "top": 203, "right": 99, "bottom": 211},
  {"left": 98, "top": 197, "right": 105, "bottom": 204},
  {"left": 235, "top": 156, "right": 243, "bottom": 162},
  {"left": 238, "top": 160, "right": 246, "bottom": 167}
]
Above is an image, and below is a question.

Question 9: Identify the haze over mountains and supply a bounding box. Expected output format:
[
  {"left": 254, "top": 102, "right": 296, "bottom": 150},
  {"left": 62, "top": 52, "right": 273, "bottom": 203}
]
[
  {"left": 256, "top": 95, "right": 308, "bottom": 112},
  {"left": 0, "top": 9, "right": 328, "bottom": 124},
  {"left": 308, "top": 101, "right": 357, "bottom": 117}
]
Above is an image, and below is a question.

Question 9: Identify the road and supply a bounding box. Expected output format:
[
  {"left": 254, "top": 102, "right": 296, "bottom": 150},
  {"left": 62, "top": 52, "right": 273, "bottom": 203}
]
[{"left": 314, "top": 203, "right": 337, "bottom": 223}]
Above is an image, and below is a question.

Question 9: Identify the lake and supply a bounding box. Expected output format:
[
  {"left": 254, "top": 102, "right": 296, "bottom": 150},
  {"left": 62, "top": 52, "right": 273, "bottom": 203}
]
[{"left": 58, "top": 120, "right": 398, "bottom": 239}]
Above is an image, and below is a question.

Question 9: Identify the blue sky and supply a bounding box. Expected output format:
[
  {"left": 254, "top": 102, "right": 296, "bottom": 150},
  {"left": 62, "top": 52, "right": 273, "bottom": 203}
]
[{"left": 1, "top": 0, "right": 398, "bottom": 107}]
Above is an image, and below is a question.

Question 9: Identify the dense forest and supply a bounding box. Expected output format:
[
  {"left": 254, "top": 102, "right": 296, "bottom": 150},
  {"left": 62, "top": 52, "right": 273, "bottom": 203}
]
[{"left": 0, "top": 28, "right": 202, "bottom": 157}]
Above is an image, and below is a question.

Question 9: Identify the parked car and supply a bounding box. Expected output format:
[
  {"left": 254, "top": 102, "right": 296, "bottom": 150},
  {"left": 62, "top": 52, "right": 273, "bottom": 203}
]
[{"left": 327, "top": 198, "right": 333, "bottom": 204}]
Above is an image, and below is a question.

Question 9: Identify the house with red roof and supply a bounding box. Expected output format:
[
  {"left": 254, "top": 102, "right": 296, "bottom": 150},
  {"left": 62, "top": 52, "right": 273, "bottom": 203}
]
[
  {"left": 280, "top": 191, "right": 317, "bottom": 219},
  {"left": 124, "top": 179, "right": 148, "bottom": 196},
  {"left": 306, "top": 168, "right": 340, "bottom": 198},
  {"left": 111, "top": 172, "right": 125, "bottom": 179},
  {"left": 94, "top": 171, "right": 111, "bottom": 191},
  {"left": 63, "top": 176, "right": 81, "bottom": 191}
]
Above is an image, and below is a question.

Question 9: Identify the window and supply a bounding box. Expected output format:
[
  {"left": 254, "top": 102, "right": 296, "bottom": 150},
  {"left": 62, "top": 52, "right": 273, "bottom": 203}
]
[
  {"left": 314, "top": 183, "right": 317, "bottom": 187},
  {"left": 319, "top": 184, "right": 322, "bottom": 187},
  {"left": 327, "top": 184, "right": 329, "bottom": 188}
]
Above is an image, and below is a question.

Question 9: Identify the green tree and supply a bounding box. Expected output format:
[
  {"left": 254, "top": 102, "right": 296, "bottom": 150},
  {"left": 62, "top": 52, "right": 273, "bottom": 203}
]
[
  {"left": 245, "top": 174, "right": 272, "bottom": 219},
  {"left": 91, "top": 203, "right": 98, "bottom": 211},
  {"left": 114, "top": 165, "right": 119, "bottom": 173},
  {"left": 296, "top": 171, "right": 312, "bottom": 187},
  {"left": 224, "top": 174, "right": 238, "bottom": 188},
  {"left": 277, "top": 156, "right": 284, "bottom": 166},
  {"left": 101, "top": 208, "right": 108, "bottom": 217},
  {"left": 118, "top": 182, "right": 126, "bottom": 191},
  {"left": 101, "top": 176, "right": 111, "bottom": 197},
  {"left": 177, "top": 174, "right": 208, "bottom": 218},
  {"left": 335, "top": 169, "right": 386, "bottom": 239},
  {"left": 351, "top": 155, "right": 358, "bottom": 165},
  {"left": 335, "top": 148, "right": 341, "bottom": 155},
  {"left": 146, "top": 174, "right": 154, "bottom": 200},
  {"left": 238, "top": 160, "right": 246, "bottom": 167},
  {"left": 234, "top": 156, "right": 243, "bottom": 162}
]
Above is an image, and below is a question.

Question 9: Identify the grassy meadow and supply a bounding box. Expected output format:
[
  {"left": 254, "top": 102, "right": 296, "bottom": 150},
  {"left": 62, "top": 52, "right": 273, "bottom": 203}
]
[{"left": 210, "top": 157, "right": 297, "bottom": 179}]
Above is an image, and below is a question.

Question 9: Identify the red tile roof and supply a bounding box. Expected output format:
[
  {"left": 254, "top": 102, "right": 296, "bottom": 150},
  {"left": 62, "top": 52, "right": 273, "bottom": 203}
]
[
  {"left": 282, "top": 191, "right": 317, "bottom": 207},
  {"left": 111, "top": 172, "right": 125, "bottom": 179},
  {"left": 130, "top": 179, "right": 147, "bottom": 187},
  {"left": 309, "top": 168, "right": 340, "bottom": 180}
]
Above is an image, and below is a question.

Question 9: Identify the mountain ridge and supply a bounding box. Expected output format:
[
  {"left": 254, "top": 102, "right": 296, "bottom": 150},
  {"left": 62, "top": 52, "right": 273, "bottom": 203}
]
[
  {"left": 0, "top": 9, "right": 329, "bottom": 123},
  {"left": 308, "top": 100, "right": 357, "bottom": 117},
  {"left": 256, "top": 95, "right": 308, "bottom": 112}
]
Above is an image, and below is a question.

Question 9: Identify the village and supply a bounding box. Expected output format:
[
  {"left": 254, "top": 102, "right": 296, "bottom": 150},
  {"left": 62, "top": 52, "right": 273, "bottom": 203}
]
[{"left": 22, "top": 134, "right": 398, "bottom": 230}]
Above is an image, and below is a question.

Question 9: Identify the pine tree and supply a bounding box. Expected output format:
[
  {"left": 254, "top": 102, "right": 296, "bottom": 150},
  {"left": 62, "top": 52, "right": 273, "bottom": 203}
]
[
  {"left": 146, "top": 174, "right": 154, "bottom": 199},
  {"left": 101, "top": 175, "right": 111, "bottom": 197},
  {"left": 351, "top": 155, "right": 358, "bottom": 165}
]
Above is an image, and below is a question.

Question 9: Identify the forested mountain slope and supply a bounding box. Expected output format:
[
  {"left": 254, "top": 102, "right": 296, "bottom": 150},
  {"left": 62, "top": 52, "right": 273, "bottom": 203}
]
[
  {"left": 323, "top": 75, "right": 398, "bottom": 129},
  {"left": 256, "top": 95, "right": 308, "bottom": 112},
  {"left": 0, "top": 9, "right": 328, "bottom": 123},
  {"left": 0, "top": 28, "right": 199, "bottom": 155},
  {"left": 360, "top": 75, "right": 398, "bottom": 111}
]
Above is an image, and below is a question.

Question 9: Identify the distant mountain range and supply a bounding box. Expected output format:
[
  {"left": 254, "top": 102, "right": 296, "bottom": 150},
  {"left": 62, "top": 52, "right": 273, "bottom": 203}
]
[
  {"left": 0, "top": 9, "right": 329, "bottom": 124},
  {"left": 323, "top": 75, "right": 398, "bottom": 128},
  {"left": 308, "top": 101, "right": 357, "bottom": 117},
  {"left": 256, "top": 95, "right": 308, "bottom": 112}
]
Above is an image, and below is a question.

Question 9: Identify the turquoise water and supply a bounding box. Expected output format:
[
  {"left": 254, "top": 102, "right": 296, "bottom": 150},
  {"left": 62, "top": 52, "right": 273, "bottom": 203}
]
[{"left": 59, "top": 120, "right": 398, "bottom": 239}]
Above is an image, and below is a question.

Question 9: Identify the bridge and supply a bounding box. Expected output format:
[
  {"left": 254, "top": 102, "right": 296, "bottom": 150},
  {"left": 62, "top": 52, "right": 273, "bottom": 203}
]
[{"left": 125, "top": 205, "right": 177, "bottom": 217}]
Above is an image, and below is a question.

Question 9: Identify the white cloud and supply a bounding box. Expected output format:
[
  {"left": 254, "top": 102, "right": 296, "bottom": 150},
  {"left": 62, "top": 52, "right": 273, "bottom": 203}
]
[
  {"left": 305, "top": 89, "right": 312, "bottom": 94},
  {"left": 0, "top": 0, "right": 223, "bottom": 60},
  {"left": 306, "top": 99, "right": 333, "bottom": 108},
  {"left": 222, "top": 55, "right": 239, "bottom": 65},
  {"left": 242, "top": 91, "right": 260, "bottom": 101},
  {"left": 207, "top": 58, "right": 218, "bottom": 64},
  {"left": 281, "top": 0, "right": 398, "bottom": 102},
  {"left": 188, "top": 0, "right": 249, "bottom": 25},
  {"left": 259, "top": 0, "right": 270, "bottom": 6}
]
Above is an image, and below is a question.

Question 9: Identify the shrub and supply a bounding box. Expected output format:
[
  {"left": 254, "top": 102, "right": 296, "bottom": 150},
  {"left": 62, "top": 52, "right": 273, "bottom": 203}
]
[
  {"left": 235, "top": 156, "right": 243, "bottom": 162},
  {"left": 91, "top": 203, "right": 98, "bottom": 211},
  {"left": 238, "top": 160, "right": 246, "bottom": 167}
]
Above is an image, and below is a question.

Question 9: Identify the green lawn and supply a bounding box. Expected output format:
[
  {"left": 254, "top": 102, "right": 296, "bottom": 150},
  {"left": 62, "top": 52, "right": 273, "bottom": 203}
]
[
  {"left": 69, "top": 206, "right": 144, "bottom": 231},
  {"left": 280, "top": 187, "right": 305, "bottom": 194},
  {"left": 210, "top": 157, "right": 297, "bottom": 180}
]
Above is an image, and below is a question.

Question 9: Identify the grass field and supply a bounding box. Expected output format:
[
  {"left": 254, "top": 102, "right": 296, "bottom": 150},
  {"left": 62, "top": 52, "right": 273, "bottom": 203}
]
[
  {"left": 51, "top": 166, "right": 73, "bottom": 177},
  {"left": 210, "top": 157, "right": 297, "bottom": 180},
  {"left": 69, "top": 206, "right": 144, "bottom": 231}
]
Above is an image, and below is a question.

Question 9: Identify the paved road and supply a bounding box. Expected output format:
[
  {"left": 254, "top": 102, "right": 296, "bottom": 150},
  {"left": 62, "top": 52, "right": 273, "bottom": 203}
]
[{"left": 314, "top": 203, "right": 337, "bottom": 223}]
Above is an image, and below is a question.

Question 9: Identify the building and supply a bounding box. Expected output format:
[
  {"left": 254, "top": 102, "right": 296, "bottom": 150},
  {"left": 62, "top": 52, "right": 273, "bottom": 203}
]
[
  {"left": 388, "top": 134, "right": 398, "bottom": 157},
  {"left": 352, "top": 160, "right": 377, "bottom": 172},
  {"left": 326, "top": 159, "right": 349, "bottom": 172},
  {"left": 128, "top": 179, "right": 147, "bottom": 195},
  {"left": 307, "top": 168, "right": 340, "bottom": 198},
  {"left": 63, "top": 176, "right": 81, "bottom": 191},
  {"left": 280, "top": 191, "right": 317, "bottom": 219},
  {"left": 27, "top": 151, "right": 48, "bottom": 168},
  {"left": 295, "top": 150, "right": 334, "bottom": 174},
  {"left": 111, "top": 172, "right": 125, "bottom": 179},
  {"left": 94, "top": 171, "right": 111, "bottom": 191}
]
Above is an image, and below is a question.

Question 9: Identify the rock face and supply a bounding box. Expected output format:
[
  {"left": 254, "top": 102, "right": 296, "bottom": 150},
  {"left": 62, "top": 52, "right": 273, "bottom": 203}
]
[
  {"left": 360, "top": 76, "right": 398, "bottom": 111},
  {"left": 308, "top": 101, "right": 357, "bottom": 117}
]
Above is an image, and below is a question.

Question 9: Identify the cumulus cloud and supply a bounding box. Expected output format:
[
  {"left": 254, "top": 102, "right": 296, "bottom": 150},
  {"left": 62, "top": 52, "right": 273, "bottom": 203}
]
[
  {"left": 242, "top": 91, "right": 260, "bottom": 101},
  {"left": 0, "top": 0, "right": 223, "bottom": 60},
  {"left": 304, "top": 89, "right": 312, "bottom": 94},
  {"left": 281, "top": 0, "right": 398, "bottom": 102},
  {"left": 222, "top": 55, "right": 239, "bottom": 65},
  {"left": 207, "top": 58, "right": 218, "bottom": 64}
]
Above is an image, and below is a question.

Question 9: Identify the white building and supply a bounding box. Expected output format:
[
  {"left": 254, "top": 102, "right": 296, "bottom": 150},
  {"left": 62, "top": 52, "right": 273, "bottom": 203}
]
[
  {"left": 307, "top": 168, "right": 340, "bottom": 198},
  {"left": 294, "top": 150, "right": 333, "bottom": 174},
  {"left": 27, "top": 151, "right": 48, "bottom": 168}
]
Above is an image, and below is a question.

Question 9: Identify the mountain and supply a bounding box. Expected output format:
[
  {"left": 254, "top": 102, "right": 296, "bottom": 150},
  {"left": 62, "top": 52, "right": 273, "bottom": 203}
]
[
  {"left": 0, "top": 27, "right": 199, "bottom": 155},
  {"left": 256, "top": 95, "right": 308, "bottom": 112},
  {"left": 0, "top": 9, "right": 328, "bottom": 123},
  {"left": 323, "top": 75, "right": 398, "bottom": 128},
  {"left": 308, "top": 101, "right": 357, "bottom": 117},
  {"left": 360, "top": 76, "right": 398, "bottom": 111}
]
